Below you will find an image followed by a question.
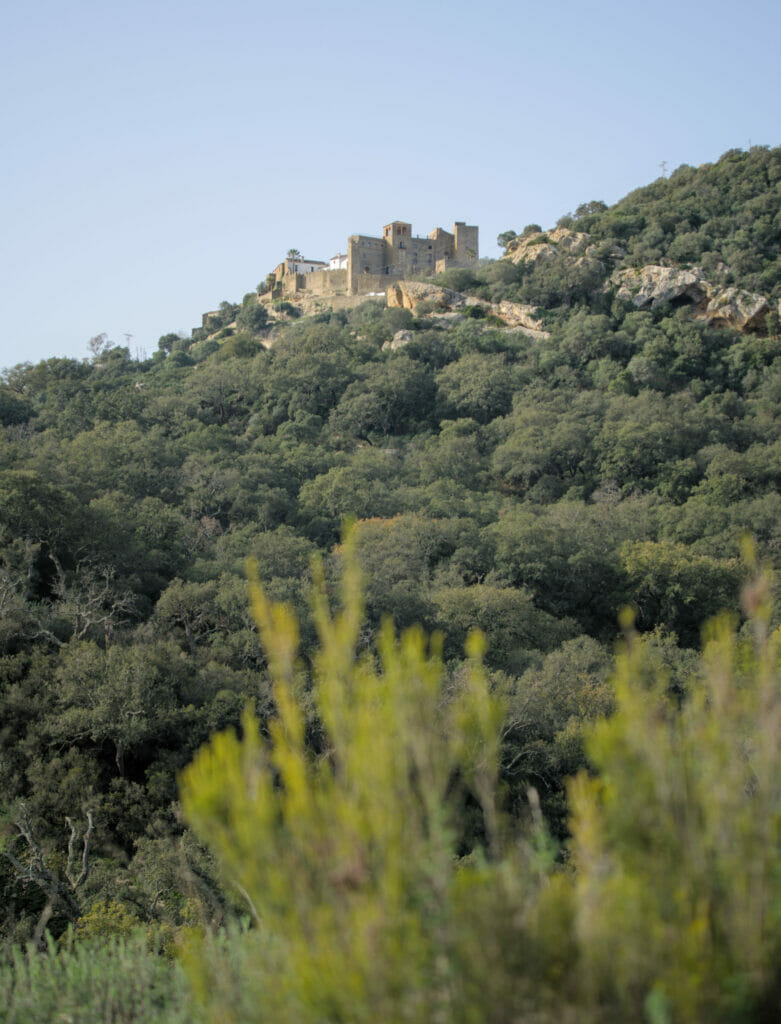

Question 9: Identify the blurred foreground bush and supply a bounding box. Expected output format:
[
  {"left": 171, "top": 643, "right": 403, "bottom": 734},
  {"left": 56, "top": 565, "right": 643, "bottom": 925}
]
[
  {"left": 570, "top": 568, "right": 781, "bottom": 1022},
  {"left": 181, "top": 537, "right": 781, "bottom": 1023},
  {"left": 0, "top": 930, "right": 192, "bottom": 1024}
]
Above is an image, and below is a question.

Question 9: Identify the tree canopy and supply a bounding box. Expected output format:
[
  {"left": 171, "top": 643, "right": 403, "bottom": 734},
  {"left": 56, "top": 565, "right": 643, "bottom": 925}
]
[{"left": 2, "top": 145, "right": 781, "bottom": 1021}]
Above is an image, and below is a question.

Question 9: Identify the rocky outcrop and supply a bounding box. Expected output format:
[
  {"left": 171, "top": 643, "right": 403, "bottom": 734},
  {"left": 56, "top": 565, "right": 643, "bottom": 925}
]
[
  {"left": 701, "top": 287, "right": 769, "bottom": 332},
  {"left": 611, "top": 265, "right": 769, "bottom": 332},
  {"left": 504, "top": 227, "right": 591, "bottom": 266},
  {"left": 385, "top": 284, "right": 550, "bottom": 339},
  {"left": 382, "top": 330, "right": 414, "bottom": 351},
  {"left": 475, "top": 299, "right": 550, "bottom": 338},
  {"left": 613, "top": 266, "right": 710, "bottom": 308},
  {"left": 386, "top": 281, "right": 467, "bottom": 312}
]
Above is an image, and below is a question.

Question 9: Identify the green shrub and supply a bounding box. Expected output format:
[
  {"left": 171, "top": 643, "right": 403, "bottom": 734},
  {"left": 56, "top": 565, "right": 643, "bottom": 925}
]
[
  {"left": 236, "top": 302, "right": 269, "bottom": 334},
  {"left": 569, "top": 562, "right": 781, "bottom": 1021},
  {"left": 180, "top": 535, "right": 781, "bottom": 1023},
  {"left": 180, "top": 535, "right": 567, "bottom": 1022},
  {"left": 462, "top": 304, "right": 486, "bottom": 319},
  {"left": 272, "top": 300, "right": 300, "bottom": 318},
  {"left": 73, "top": 900, "right": 137, "bottom": 943},
  {"left": 0, "top": 931, "right": 192, "bottom": 1023}
]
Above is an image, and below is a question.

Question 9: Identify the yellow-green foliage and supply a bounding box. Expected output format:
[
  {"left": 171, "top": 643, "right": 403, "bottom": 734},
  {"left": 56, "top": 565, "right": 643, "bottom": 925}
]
[
  {"left": 181, "top": 534, "right": 781, "bottom": 1023},
  {"left": 570, "top": 572, "right": 781, "bottom": 1022},
  {"left": 180, "top": 534, "right": 561, "bottom": 1023},
  {"left": 73, "top": 900, "right": 137, "bottom": 943}
]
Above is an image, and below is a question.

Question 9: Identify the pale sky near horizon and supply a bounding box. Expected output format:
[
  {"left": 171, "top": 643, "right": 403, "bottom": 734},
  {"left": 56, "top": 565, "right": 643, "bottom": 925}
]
[{"left": 2, "top": 0, "right": 780, "bottom": 369}]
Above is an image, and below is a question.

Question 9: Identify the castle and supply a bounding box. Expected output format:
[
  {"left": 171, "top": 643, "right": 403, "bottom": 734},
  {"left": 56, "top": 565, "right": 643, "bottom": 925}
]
[{"left": 267, "top": 219, "right": 478, "bottom": 302}]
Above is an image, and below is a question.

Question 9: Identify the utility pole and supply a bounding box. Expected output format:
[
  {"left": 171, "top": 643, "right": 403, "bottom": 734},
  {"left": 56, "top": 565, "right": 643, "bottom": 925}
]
[{"left": 659, "top": 160, "right": 668, "bottom": 178}]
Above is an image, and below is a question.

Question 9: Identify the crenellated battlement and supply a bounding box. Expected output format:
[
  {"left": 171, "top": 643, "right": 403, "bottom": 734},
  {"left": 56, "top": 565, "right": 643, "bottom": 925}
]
[{"left": 266, "top": 219, "right": 478, "bottom": 302}]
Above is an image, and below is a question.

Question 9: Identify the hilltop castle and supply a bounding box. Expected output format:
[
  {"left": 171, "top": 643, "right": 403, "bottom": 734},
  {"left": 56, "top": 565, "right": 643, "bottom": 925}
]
[{"left": 267, "top": 219, "right": 478, "bottom": 302}]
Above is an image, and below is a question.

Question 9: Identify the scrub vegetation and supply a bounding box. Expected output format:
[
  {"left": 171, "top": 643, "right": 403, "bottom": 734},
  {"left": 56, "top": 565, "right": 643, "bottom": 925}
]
[{"left": 1, "top": 145, "right": 780, "bottom": 1022}]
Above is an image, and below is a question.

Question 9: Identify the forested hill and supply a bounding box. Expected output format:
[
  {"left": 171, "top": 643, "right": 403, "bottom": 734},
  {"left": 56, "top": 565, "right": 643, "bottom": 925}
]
[
  {"left": 1, "top": 145, "right": 780, "bottom": 949},
  {"left": 517, "top": 144, "right": 781, "bottom": 303}
]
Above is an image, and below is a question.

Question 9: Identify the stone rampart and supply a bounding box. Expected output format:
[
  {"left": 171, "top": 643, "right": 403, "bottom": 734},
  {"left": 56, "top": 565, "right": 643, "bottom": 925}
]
[
  {"left": 272, "top": 219, "right": 479, "bottom": 300},
  {"left": 302, "top": 268, "right": 348, "bottom": 296},
  {"left": 352, "top": 272, "right": 398, "bottom": 296}
]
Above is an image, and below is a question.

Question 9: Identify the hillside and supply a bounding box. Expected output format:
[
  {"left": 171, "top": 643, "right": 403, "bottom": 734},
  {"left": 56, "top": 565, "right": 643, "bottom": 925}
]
[{"left": 1, "top": 145, "right": 780, "bottom": 1019}]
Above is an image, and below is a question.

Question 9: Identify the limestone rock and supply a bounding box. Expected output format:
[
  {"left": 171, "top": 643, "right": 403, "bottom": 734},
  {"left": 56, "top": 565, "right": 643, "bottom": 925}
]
[
  {"left": 454, "top": 296, "right": 549, "bottom": 338},
  {"left": 483, "top": 299, "right": 549, "bottom": 338},
  {"left": 612, "top": 265, "right": 709, "bottom": 309},
  {"left": 612, "top": 265, "right": 769, "bottom": 332},
  {"left": 382, "top": 329, "right": 414, "bottom": 351},
  {"left": 700, "top": 287, "right": 768, "bottom": 332},
  {"left": 386, "top": 281, "right": 466, "bottom": 312},
  {"left": 504, "top": 228, "right": 591, "bottom": 266},
  {"left": 387, "top": 282, "right": 550, "bottom": 338}
]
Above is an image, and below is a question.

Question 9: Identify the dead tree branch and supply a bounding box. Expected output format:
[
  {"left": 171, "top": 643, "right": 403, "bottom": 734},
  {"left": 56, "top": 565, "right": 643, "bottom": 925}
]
[{"left": 2, "top": 804, "right": 95, "bottom": 925}]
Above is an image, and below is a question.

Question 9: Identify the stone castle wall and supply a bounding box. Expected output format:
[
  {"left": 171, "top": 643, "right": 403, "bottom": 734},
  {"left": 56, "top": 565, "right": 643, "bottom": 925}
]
[
  {"left": 282, "top": 268, "right": 348, "bottom": 298},
  {"left": 352, "top": 272, "right": 401, "bottom": 296},
  {"left": 347, "top": 235, "right": 388, "bottom": 292},
  {"left": 274, "top": 219, "right": 478, "bottom": 302},
  {"left": 454, "top": 222, "right": 479, "bottom": 262}
]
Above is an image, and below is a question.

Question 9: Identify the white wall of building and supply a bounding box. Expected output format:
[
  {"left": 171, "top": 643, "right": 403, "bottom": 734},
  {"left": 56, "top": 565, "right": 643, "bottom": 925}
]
[{"left": 288, "top": 259, "right": 328, "bottom": 275}]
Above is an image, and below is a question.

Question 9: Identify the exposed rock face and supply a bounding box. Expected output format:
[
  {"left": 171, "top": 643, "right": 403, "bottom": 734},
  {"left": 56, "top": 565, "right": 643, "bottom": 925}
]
[
  {"left": 613, "top": 266, "right": 710, "bottom": 308},
  {"left": 504, "top": 227, "right": 591, "bottom": 265},
  {"left": 385, "top": 284, "right": 550, "bottom": 338},
  {"left": 702, "top": 287, "right": 768, "bottom": 332},
  {"left": 382, "top": 330, "right": 414, "bottom": 351},
  {"left": 612, "top": 265, "right": 769, "bottom": 332},
  {"left": 477, "top": 299, "right": 550, "bottom": 338},
  {"left": 386, "top": 281, "right": 467, "bottom": 312}
]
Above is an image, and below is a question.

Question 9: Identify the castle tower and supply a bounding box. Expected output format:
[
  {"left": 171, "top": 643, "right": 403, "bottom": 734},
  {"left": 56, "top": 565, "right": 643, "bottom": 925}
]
[
  {"left": 383, "top": 221, "right": 412, "bottom": 248},
  {"left": 454, "top": 222, "right": 479, "bottom": 265},
  {"left": 383, "top": 221, "right": 413, "bottom": 275},
  {"left": 341, "top": 219, "right": 480, "bottom": 295}
]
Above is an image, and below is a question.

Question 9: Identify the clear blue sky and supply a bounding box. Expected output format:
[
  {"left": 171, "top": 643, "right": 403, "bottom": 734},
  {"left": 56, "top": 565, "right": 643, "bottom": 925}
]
[{"left": 2, "top": 0, "right": 779, "bottom": 368}]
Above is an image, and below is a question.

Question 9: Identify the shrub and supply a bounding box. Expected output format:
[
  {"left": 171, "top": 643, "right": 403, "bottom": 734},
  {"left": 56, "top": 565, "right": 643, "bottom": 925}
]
[
  {"left": 569, "top": 560, "right": 781, "bottom": 1021},
  {"left": 180, "top": 535, "right": 567, "bottom": 1022},
  {"left": 180, "top": 535, "right": 781, "bottom": 1023},
  {"left": 236, "top": 302, "right": 269, "bottom": 334},
  {"left": 272, "top": 300, "right": 300, "bottom": 318},
  {"left": 0, "top": 931, "right": 191, "bottom": 1023}
]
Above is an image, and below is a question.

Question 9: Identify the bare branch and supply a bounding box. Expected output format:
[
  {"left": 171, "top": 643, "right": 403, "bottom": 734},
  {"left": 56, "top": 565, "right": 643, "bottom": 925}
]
[
  {"left": 50, "top": 561, "right": 137, "bottom": 646},
  {"left": 3, "top": 804, "right": 90, "bottom": 924},
  {"left": 75, "top": 811, "right": 94, "bottom": 888},
  {"left": 65, "top": 816, "right": 79, "bottom": 883},
  {"left": 32, "top": 901, "right": 54, "bottom": 949},
  {"left": 65, "top": 811, "right": 94, "bottom": 889}
]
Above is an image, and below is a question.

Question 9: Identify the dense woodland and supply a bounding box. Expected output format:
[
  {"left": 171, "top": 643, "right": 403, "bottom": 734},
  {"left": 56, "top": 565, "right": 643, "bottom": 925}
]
[{"left": 2, "top": 146, "right": 781, "bottom": 1022}]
